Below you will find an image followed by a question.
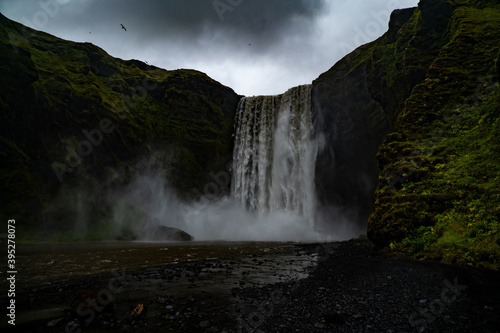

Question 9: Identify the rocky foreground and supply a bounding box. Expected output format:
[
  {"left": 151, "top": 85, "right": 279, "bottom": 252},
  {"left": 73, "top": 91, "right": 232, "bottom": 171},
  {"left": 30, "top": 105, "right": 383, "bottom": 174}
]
[{"left": 4, "top": 238, "right": 500, "bottom": 333}]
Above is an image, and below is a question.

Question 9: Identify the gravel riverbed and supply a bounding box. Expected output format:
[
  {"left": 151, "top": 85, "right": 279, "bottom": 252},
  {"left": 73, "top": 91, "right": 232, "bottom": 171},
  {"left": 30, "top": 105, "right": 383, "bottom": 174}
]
[{"left": 2, "top": 238, "right": 499, "bottom": 332}]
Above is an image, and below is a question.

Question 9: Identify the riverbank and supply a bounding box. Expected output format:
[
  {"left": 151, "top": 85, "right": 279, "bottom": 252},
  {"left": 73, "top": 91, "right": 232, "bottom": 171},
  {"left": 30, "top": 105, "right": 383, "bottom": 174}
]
[{"left": 2, "top": 238, "right": 499, "bottom": 332}]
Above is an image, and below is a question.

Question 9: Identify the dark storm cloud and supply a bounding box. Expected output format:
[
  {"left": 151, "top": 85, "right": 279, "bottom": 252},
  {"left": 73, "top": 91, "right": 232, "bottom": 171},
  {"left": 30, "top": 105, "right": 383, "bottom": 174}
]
[
  {"left": 0, "top": 0, "right": 418, "bottom": 95},
  {"left": 88, "top": 0, "right": 327, "bottom": 34},
  {"left": 103, "top": 0, "right": 327, "bottom": 31},
  {"left": 27, "top": 0, "right": 328, "bottom": 52}
]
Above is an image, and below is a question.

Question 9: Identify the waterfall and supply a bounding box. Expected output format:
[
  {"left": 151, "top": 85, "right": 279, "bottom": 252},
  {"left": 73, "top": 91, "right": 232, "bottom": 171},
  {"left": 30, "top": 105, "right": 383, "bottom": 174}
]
[{"left": 232, "top": 84, "right": 317, "bottom": 226}]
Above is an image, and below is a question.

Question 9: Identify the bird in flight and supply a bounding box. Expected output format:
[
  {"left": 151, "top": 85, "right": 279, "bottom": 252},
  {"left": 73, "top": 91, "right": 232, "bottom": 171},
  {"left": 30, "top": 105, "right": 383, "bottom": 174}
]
[{"left": 120, "top": 24, "right": 127, "bottom": 32}]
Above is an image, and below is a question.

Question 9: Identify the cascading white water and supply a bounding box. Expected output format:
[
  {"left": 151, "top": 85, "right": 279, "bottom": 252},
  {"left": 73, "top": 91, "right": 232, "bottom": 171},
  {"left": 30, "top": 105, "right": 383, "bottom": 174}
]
[
  {"left": 232, "top": 84, "right": 317, "bottom": 226},
  {"left": 106, "top": 85, "right": 323, "bottom": 241}
]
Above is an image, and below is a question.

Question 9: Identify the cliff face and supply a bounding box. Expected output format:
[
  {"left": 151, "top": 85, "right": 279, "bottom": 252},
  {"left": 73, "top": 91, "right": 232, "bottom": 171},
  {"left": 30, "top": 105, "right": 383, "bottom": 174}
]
[
  {"left": 313, "top": 52, "right": 390, "bottom": 235},
  {"left": 1, "top": 0, "right": 499, "bottom": 266},
  {"left": 312, "top": 0, "right": 445, "bottom": 234},
  {"left": 313, "top": 0, "right": 500, "bottom": 268},
  {"left": 0, "top": 13, "right": 240, "bottom": 237}
]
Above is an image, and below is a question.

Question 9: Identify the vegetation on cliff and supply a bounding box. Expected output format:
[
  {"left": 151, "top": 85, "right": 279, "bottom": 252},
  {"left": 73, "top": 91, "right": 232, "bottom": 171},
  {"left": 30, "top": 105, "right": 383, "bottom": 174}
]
[
  {"left": 367, "top": 0, "right": 500, "bottom": 268},
  {"left": 313, "top": 0, "right": 499, "bottom": 269},
  {"left": 0, "top": 13, "right": 240, "bottom": 239},
  {"left": 0, "top": 0, "right": 498, "bottom": 270}
]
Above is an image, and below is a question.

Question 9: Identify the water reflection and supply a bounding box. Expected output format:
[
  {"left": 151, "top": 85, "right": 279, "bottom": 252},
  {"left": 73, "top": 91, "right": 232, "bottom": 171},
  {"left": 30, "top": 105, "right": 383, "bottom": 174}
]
[{"left": 8, "top": 241, "right": 317, "bottom": 290}]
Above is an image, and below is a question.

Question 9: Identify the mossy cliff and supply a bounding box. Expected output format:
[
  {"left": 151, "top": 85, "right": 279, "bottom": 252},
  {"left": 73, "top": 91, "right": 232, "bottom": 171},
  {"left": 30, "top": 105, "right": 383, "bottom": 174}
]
[
  {"left": 0, "top": 13, "right": 240, "bottom": 238},
  {"left": 1, "top": 0, "right": 499, "bottom": 267},
  {"left": 313, "top": 0, "right": 499, "bottom": 268}
]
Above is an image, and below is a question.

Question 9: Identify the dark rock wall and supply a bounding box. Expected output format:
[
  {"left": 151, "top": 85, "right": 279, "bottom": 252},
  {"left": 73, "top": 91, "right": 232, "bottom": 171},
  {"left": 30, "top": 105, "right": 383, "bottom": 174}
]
[
  {"left": 312, "top": 0, "right": 500, "bottom": 267},
  {"left": 312, "top": 60, "right": 389, "bottom": 233},
  {"left": 0, "top": 13, "right": 240, "bottom": 233}
]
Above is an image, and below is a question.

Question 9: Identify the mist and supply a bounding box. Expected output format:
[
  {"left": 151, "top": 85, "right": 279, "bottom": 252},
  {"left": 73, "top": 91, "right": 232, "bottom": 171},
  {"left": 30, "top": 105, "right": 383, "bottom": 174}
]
[
  {"left": 44, "top": 154, "right": 366, "bottom": 242},
  {"left": 111, "top": 170, "right": 328, "bottom": 242}
]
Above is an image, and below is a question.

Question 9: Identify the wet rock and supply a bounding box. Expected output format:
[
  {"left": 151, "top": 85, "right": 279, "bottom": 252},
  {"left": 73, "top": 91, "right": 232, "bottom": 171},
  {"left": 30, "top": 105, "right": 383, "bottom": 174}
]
[
  {"left": 46, "top": 317, "right": 64, "bottom": 327},
  {"left": 69, "top": 289, "right": 114, "bottom": 323},
  {"left": 137, "top": 217, "right": 194, "bottom": 241},
  {"left": 322, "top": 310, "right": 346, "bottom": 325},
  {"left": 150, "top": 225, "right": 194, "bottom": 241}
]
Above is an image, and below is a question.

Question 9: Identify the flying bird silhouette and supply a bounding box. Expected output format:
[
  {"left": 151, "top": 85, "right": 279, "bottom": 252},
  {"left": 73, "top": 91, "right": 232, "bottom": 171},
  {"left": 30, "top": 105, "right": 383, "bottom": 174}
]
[{"left": 120, "top": 24, "right": 127, "bottom": 32}]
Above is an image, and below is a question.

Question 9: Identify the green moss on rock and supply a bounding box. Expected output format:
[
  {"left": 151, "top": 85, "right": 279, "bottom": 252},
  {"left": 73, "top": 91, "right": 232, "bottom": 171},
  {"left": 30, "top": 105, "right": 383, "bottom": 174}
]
[
  {"left": 312, "top": 0, "right": 499, "bottom": 269},
  {"left": 0, "top": 13, "right": 240, "bottom": 236},
  {"left": 368, "top": 1, "right": 500, "bottom": 269}
]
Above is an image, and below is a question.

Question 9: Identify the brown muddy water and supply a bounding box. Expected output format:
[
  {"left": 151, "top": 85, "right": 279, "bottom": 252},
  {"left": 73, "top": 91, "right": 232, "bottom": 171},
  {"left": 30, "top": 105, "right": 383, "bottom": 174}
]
[{"left": 1, "top": 241, "right": 318, "bottom": 330}]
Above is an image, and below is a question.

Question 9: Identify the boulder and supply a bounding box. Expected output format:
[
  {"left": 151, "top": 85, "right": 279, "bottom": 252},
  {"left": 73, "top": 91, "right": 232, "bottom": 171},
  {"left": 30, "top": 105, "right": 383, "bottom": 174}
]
[
  {"left": 150, "top": 225, "right": 194, "bottom": 242},
  {"left": 136, "top": 216, "right": 194, "bottom": 241}
]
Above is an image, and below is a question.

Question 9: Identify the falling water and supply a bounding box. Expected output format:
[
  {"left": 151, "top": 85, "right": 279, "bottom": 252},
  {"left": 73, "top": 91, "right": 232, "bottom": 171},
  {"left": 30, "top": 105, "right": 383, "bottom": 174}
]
[{"left": 232, "top": 85, "right": 317, "bottom": 226}]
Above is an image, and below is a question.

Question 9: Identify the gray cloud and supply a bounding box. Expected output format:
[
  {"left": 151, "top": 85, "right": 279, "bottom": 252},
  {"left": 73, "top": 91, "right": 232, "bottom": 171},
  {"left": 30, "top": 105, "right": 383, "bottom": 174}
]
[
  {"left": 12, "top": 0, "right": 327, "bottom": 48},
  {"left": 0, "top": 0, "right": 418, "bottom": 95}
]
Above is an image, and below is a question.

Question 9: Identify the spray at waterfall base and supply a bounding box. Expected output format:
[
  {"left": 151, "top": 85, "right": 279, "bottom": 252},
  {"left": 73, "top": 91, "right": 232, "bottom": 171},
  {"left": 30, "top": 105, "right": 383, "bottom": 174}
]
[
  {"left": 55, "top": 85, "right": 366, "bottom": 242},
  {"left": 111, "top": 85, "right": 364, "bottom": 241}
]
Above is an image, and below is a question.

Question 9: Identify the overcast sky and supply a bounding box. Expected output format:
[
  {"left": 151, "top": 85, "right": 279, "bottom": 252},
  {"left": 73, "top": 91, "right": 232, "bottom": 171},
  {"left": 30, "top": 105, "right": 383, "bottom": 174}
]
[{"left": 1, "top": 0, "right": 418, "bottom": 96}]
